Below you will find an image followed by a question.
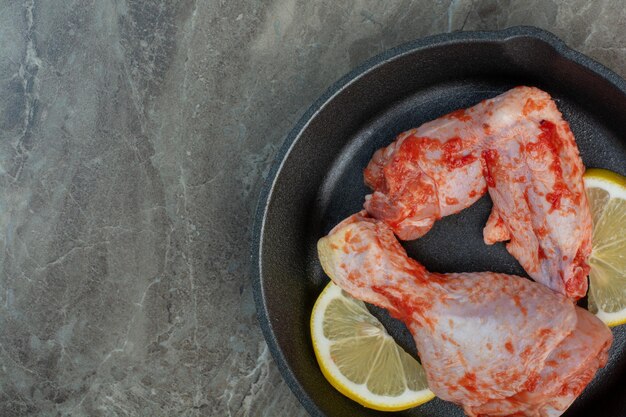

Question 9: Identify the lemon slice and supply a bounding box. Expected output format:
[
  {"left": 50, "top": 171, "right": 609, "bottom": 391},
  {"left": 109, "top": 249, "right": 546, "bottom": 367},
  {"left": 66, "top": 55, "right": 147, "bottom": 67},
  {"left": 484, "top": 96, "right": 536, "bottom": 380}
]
[
  {"left": 584, "top": 168, "right": 626, "bottom": 327},
  {"left": 310, "top": 281, "right": 434, "bottom": 411}
]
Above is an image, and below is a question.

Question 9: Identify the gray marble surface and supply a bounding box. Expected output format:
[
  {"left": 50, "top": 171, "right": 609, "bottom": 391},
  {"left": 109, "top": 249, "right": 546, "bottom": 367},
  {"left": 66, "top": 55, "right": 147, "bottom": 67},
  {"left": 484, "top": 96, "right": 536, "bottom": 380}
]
[{"left": 0, "top": 0, "right": 625, "bottom": 416}]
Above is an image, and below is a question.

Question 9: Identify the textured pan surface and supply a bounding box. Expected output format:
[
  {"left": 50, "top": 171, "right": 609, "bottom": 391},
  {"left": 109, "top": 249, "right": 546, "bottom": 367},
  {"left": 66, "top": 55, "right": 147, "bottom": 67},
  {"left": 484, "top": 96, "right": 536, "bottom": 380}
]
[{"left": 252, "top": 26, "right": 626, "bottom": 417}]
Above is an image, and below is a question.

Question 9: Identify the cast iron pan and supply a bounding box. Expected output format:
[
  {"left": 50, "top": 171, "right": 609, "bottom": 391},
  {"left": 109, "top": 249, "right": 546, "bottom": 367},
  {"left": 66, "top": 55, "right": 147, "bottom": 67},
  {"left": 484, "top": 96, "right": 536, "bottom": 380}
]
[{"left": 252, "top": 26, "right": 626, "bottom": 417}]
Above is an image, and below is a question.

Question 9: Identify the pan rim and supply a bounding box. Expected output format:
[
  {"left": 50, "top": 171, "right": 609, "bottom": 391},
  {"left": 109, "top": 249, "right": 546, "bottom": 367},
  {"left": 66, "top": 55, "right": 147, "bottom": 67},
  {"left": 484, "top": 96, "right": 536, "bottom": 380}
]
[{"left": 250, "top": 25, "right": 626, "bottom": 417}]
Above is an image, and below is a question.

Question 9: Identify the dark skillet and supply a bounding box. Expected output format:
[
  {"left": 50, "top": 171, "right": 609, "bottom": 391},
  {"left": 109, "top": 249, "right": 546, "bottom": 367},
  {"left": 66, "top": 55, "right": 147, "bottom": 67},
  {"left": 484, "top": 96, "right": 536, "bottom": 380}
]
[{"left": 252, "top": 26, "right": 626, "bottom": 417}]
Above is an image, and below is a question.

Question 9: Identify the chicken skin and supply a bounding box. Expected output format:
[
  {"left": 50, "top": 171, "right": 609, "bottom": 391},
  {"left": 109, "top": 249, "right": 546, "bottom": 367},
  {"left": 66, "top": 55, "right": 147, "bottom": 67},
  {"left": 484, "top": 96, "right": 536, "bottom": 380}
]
[
  {"left": 317, "top": 212, "right": 612, "bottom": 417},
  {"left": 363, "top": 87, "right": 592, "bottom": 299}
]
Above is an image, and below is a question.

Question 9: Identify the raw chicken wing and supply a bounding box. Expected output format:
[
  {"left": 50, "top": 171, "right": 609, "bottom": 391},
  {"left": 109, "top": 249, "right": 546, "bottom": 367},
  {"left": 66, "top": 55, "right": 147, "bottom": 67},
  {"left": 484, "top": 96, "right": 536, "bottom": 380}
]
[{"left": 363, "top": 87, "right": 592, "bottom": 299}]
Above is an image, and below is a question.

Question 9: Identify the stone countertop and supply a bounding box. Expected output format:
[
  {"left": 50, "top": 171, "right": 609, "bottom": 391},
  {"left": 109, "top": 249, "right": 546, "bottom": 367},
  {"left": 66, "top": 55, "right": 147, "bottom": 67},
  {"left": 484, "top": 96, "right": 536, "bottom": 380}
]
[{"left": 0, "top": 1, "right": 624, "bottom": 416}]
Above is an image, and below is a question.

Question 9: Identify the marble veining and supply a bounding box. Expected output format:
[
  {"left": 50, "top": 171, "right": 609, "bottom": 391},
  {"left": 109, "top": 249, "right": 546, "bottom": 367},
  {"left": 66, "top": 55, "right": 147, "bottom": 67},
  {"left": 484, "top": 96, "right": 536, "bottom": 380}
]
[{"left": 0, "top": 0, "right": 625, "bottom": 415}]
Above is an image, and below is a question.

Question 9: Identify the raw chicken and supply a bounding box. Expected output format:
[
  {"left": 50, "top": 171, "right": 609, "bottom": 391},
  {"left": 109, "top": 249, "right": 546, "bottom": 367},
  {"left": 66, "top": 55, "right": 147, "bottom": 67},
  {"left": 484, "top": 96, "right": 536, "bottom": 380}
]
[
  {"left": 363, "top": 87, "right": 592, "bottom": 299},
  {"left": 364, "top": 105, "right": 486, "bottom": 240},
  {"left": 317, "top": 212, "right": 612, "bottom": 417}
]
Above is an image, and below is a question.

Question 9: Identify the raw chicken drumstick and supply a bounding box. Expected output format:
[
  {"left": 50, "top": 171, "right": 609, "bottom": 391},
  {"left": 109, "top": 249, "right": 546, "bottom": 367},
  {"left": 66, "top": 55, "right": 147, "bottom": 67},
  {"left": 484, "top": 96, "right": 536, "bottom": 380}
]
[
  {"left": 364, "top": 87, "right": 592, "bottom": 299},
  {"left": 317, "top": 212, "right": 612, "bottom": 417}
]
